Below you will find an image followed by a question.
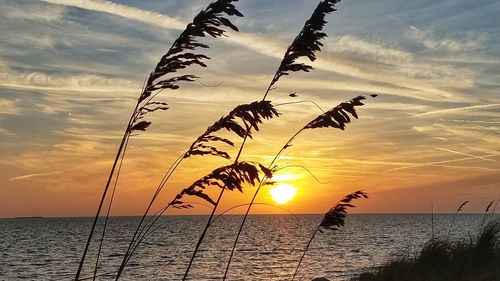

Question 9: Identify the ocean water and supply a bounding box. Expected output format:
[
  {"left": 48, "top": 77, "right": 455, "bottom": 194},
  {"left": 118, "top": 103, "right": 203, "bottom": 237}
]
[{"left": 0, "top": 214, "right": 496, "bottom": 281}]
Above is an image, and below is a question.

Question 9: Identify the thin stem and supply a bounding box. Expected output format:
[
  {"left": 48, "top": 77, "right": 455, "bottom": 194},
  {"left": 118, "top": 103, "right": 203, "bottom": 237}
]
[
  {"left": 182, "top": 5, "right": 322, "bottom": 272},
  {"left": 291, "top": 224, "right": 321, "bottom": 281},
  {"left": 182, "top": 182, "right": 227, "bottom": 280},
  {"left": 122, "top": 205, "right": 171, "bottom": 269},
  {"left": 113, "top": 14, "right": 220, "bottom": 277},
  {"left": 80, "top": 263, "right": 163, "bottom": 281},
  {"left": 431, "top": 203, "right": 435, "bottom": 243},
  {"left": 135, "top": 153, "right": 186, "bottom": 234},
  {"left": 447, "top": 201, "right": 468, "bottom": 238},
  {"left": 122, "top": 201, "right": 219, "bottom": 272},
  {"left": 262, "top": 72, "right": 280, "bottom": 101},
  {"left": 127, "top": 201, "right": 226, "bottom": 266},
  {"left": 447, "top": 214, "right": 458, "bottom": 238},
  {"left": 182, "top": 136, "right": 249, "bottom": 280},
  {"left": 146, "top": 202, "right": 301, "bottom": 280},
  {"left": 183, "top": 63, "right": 282, "bottom": 279},
  {"left": 147, "top": 260, "right": 175, "bottom": 281},
  {"left": 115, "top": 153, "right": 186, "bottom": 280},
  {"left": 210, "top": 202, "right": 303, "bottom": 226},
  {"left": 222, "top": 129, "right": 304, "bottom": 280},
  {"left": 276, "top": 164, "right": 330, "bottom": 184},
  {"left": 120, "top": 67, "right": 280, "bottom": 276},
  {"left": 121, "top": 198, "right": 221, "bottom": 270},
  {"left": 274, "top": 100, "right": 326, "bottom": 113},
  {"left": 488, "top": 199, "right": 500, "bottom": 225},
  {"left": 93, "top": 136, "right": 130, "bottom": 280},
  {"left": 75, "top": 100, "right": 139, "bottom": 281},
  {"left": 132, "top": 153, "right": 186, "bottom": 242}
]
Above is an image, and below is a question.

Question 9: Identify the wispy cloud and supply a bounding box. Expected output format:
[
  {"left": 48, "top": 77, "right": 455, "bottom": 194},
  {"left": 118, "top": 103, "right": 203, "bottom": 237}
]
[
  {"left": 388, "top": 14, "right": 486, "bottom": 53},
  {"left": 5, "top": 1, "right": 66, "bottom": 22},
  {"left": 413, "top": 104, "right": 500, "bottom": 117},
  {"left": 0, "top": 63, "right": 139, "bottom": 96},
  {"left": 327, "top": 35, "right": 413, "bottom": 63},
  {"left": 40, "top": 0, "right": 185, "bottom": 29},
  {"left": 407, "top": 26, "right": 485, "bottom": 52},
  {"left": 0, "top": 127, "right": 12, "bottom": 135},
  {"left": 0, "top": 99, "right": 22, "bottom": 115},
  {"left": 38, "top": 0, "right": 475, "bottom": 103},
  {"left": 9, "top": 171, "right": 62, "bottom": 181}
]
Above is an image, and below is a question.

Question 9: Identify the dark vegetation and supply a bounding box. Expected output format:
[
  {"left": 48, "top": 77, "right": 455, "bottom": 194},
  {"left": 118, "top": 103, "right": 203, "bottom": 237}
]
[{"left": 351, "top": 221, "right": 500, "bottom": 281}]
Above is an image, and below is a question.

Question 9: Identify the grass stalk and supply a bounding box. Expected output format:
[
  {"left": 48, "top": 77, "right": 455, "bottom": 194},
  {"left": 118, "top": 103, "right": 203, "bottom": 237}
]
[
  {"left": 181, "top": 48, "right": 288, "bottom": 279},
  {"left": 291, "top": 224, "right": 322, "bottom": 281},
  {"left": 182, "top": 134, "right": 250, "bottom": 280},
  {"left": 93, "top": 136, "right": 130, "bottom": 280},
  {"left": 292, "top": 191, "right": 368, "bottom": 280},
  {"left": 75, "top": 101, "right": 139, "bottom": 281},
  {"left": 222, "top": 94, "right": 374, "bottom": 280},
  {"left": 446, "top": 200, "right": 469, "bottom": 238},
  {"left": 431, "top": 203, "right": 435, "bottom": 243},
  {"left": 109, "top": 1, "right": 244, "bottom": 279},
  {"left": 222, "top": 129, "right": 303, "bottom": 280},
  {"left": 221, "top": 1, "right": 347, "bottom": 273},
  {"left": 139, "top": 0, "right": 346, "bottom": 278},
  {"left": 115, "top": 153, "right": 185, "bottom": 279}
]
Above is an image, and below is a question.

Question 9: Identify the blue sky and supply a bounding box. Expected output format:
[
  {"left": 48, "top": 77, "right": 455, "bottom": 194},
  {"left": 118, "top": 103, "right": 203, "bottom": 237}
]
[{"left": 0, "top": 0, "right": 499, "bottom": 217}]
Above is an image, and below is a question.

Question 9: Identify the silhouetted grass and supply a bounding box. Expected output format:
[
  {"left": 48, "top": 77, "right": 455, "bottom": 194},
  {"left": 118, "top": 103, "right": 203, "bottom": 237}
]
[
  {"left": 351, "top": 221, "right": 500, "bottom": 281},
  {"left": 293, "top": 191, "right": 369, "bottom": 281},
  {"left": 73, "top": 0, "right": 245, "bottom": 280}
]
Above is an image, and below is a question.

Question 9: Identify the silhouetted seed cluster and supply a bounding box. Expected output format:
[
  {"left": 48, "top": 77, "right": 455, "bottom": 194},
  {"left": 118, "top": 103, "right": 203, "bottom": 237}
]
[
  {"left": 82, "top": 2, "right": 245, "bottom": 279},
  {"left": 270, "top": 0, "right": 340, "bottom": 87},
  {"left": 304, "top": 94, "right": 377, "bottom": 130},
  {"left": 485, "top": 200, "right": 495, "bottom": 213},
  {"left": 140, "top": 0, "right": 243, "bottom": 101},
  {"left": 184, "top": 100, "right": 280, "bottom": 159},
  {"left": 319, "top": 190, "right": 368, "bottom": 231},
  {"left": 129, "top": 0, "right": 243, "bottom": 134},
  {"left": 170, "top": 162, "right": 273, "bottom": 207},
  {"left": 140, "top": 0, "right": 242, "bottom": 103},
  {"left": 128, "top": 102, "right": 170, "bottom": 133},
  {"left": 456, "top": 201, "right": 469, "bottom": 212}
]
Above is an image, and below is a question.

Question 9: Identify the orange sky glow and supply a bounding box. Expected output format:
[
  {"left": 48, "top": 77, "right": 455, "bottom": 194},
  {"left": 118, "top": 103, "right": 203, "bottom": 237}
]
[{"left": 1, "top": 0, "right": 499, "bottom": 218}]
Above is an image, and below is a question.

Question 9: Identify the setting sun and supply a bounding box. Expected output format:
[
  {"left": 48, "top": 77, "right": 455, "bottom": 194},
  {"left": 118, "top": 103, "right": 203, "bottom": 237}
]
[{"left": 269, "top": 184, "right": 297, "bottom": 205}]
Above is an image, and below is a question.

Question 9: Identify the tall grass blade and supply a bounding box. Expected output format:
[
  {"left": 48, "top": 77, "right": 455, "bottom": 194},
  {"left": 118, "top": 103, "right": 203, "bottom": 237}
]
[
  {"left": 115, "top": 100, "right": 279, "bottom": 273},
  {"left": 222, "top": 94, "right": 376, "bottom": 279},
  {"left": 183, "top": 1, "right": 352, "bottom": 279},
  {"left": 74, "top": 0, "right": 245, "bottom": 280},
  {"left": 481, "top": 200, "right": 495, "bottom": 230},
  {"left": 291, "top": 191, "right": 368, "bottom": 281},
  {"left": 447, "top": 200, "right": 469, "bottom": 238}
]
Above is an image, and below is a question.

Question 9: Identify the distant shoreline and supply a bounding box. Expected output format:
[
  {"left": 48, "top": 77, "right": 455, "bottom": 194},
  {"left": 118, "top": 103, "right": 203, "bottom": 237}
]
[{"left": 1, "top": 213, "right": 498, "bottom": 220}]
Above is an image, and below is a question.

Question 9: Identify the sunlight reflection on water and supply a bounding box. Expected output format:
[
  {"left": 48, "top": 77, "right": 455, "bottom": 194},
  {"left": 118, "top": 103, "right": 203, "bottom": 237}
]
[{"left": 0, "top": 214, "right": 495, "bottom": 280}]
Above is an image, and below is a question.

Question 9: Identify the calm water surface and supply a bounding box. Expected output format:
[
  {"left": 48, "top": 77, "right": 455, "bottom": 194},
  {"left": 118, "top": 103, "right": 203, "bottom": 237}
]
[{"left": 0, "top": 214, "right": 496, "bottom": 280}]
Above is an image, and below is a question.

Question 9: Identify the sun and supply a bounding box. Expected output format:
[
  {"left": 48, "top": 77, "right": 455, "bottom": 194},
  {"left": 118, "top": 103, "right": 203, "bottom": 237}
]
[{"left": 269, "top": 184, "right": 297, "bottom": 205}]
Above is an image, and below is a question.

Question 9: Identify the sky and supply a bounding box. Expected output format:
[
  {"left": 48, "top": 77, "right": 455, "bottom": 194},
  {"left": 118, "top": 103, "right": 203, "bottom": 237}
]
[{"left": 0, "top": 0, "right": 499, "bottom": 217}]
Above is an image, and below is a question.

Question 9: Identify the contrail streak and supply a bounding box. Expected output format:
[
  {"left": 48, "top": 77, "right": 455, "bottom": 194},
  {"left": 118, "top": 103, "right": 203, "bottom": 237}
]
[
  {"left": 413, "top": 104, "right": 500, "bottom": 117},
  {"left": 388, "top": 154, "right": 499, "bottom": 172},
  {"left": 435, "top": 147, "right": 499, "bottom": 163}
]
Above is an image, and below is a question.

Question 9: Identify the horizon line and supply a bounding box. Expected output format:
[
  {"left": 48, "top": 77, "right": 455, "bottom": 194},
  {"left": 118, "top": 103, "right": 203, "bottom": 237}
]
[{"left": 2, "top": 212, "right": 498, "bottom": 219}]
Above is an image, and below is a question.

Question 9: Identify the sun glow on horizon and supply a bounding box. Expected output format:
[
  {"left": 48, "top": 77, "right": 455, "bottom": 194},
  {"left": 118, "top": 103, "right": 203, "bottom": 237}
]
[{"left": 269, "top": 183, "right": 297, "bottom": 205}]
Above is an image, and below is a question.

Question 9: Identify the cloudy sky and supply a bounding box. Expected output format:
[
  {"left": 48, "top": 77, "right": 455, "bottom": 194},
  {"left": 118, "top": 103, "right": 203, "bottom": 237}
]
[{"left": 1, "top": 0, "right": 499, "bottom": 217}]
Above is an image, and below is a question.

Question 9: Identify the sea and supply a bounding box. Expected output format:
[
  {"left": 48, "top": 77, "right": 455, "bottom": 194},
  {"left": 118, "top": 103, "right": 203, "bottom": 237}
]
[{"left": 0, "top": 214, "right": 497, "bottom": 281}]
